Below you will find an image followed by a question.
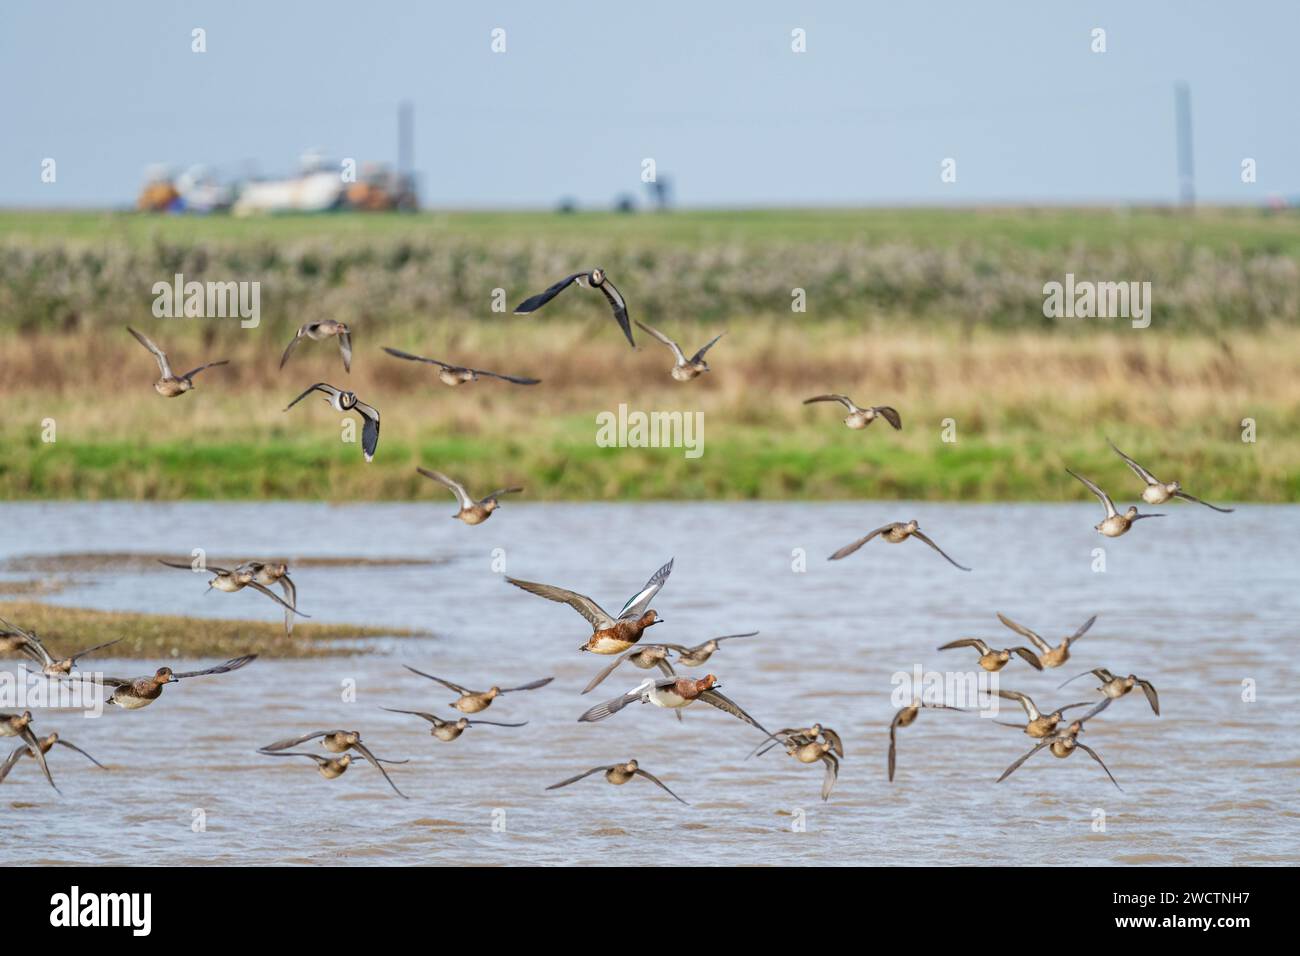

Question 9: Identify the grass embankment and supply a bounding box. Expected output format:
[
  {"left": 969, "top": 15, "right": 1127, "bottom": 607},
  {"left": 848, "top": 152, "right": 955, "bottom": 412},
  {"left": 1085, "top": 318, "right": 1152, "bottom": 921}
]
[
  {"left": 1, "top": 208, "right": 1297, "bottom": 501},
  {"left": 0, "top": 600, "right": 423, "bottom": 659}
]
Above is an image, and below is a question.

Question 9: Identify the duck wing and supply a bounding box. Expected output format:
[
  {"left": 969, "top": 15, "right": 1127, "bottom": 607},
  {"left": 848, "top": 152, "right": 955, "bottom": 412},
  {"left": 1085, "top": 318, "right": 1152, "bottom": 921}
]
[
  {"left": 827, "top": 525, "right": 892, "bottom": 561},
  {"left": 512, "top": 272, "right": 586, "bottom": 314},
  {"left": 618, "top": 558, "right": 674, "bottom": 620},
  {"left": 127, "top": 327, "right": 171, "bottom": 378},
  {"left": 505, "top": 578, "right": 616, "bottom": 629},
  {"left": 172, "top": 654, "right": 258, "bottom": 680},
  {"left": 911, "top": 530, "right": 971, "bottom": 571}
]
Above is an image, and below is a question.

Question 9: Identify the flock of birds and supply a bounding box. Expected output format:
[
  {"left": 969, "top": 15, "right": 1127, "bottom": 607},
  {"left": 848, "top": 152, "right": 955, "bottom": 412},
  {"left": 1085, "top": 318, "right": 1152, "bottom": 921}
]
[{"left": 2, "top": 267, "right": 1234, "bottom": 804}]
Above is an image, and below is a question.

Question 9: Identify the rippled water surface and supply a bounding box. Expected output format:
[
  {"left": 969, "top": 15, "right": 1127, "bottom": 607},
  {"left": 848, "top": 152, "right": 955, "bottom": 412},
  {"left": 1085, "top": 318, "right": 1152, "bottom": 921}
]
[{"left": 1, "top": 501, "right": 1297, "bottom": 865}]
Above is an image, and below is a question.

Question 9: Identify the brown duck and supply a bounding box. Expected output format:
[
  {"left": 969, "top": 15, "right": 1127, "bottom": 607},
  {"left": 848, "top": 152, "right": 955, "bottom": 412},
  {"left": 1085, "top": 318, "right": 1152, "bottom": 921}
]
[
  {"left": 937, "top": 637, "right": 1043, "bottom": 672},
  {"left": 381, "top": 707, "right": 527, "bottom": 742},
  {"left": 996, "top": 612, "right": 1096, "bottom": 669},
  {"left": 403, "top": 666, "right": 553, "bottom": 714},
  {"left": 506, "top": 558, "right": 674, "bottom": 654},
  {"left": 829, "top": 520, "right": 970, "bottom": 571},
  {"left": 417, "top": 467, "right": 522, "bottom": 525},
  {"left": 127, "top": 326, "right": 229, "bottom": 397}
]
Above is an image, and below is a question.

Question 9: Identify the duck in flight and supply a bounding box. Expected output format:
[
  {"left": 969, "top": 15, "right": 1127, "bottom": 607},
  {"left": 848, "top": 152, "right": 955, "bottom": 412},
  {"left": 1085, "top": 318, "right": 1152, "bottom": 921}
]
[
  {"left": 937, "top": 637, "right": 1043, "bottom": 672},
  {"left": 749, "top": 723, "right": 845, "bottom": 760},
  {"left": 85, "top": 655, "right": 258, "bottom": 710},
  {"left": 1067, "top": 469, "right": 1164, "bottom": 537},
  {"left": 0, "top": 711, "right": 58, "bottom": 792},
  {"left": 991, "top": 690, "right": 1096, "bottom": 738},
  {"left": 261, "top": 751, "right": 407, "bottom": 797},
  {"left": 381, "top": 347, "right": 539, "bottom": 386},
  {"left": 235, "top": 561, "right": 299, "bottom": 636},
  {"left": 0, "top": 732, "right": 105, "bottom": 789},
  {"left": 828, "top": 520, "right": 970, "bottom": 570},
  {"left": 995, "top": 612, "right": 1097, "bottom": 669},
  {"left": 280, "top": 320, "right": 352, "bottom": 373},
  {"left": 1108, "top": 438, "right": 1234, "bottom": 513},
  {"left": 513, "top": 268, "right": 635, "bottom": 347},
  {"left": 997, "top": 699, "right": 1120, "bottom": 790},
  {"left": 634, "top": 321, "right": 724, "bottom": 381},
  {"left": 578, "top": 674, "right": 769, "bottom": 736},
  {"left": 402, "top": 666, "right": 553, "bottom": 714},
  {"left": 1059, "top": 667, "right": 1160, "bottom": 715},
  {"left": 803, "top": 394, "right": 901, "bottom": 431},
  {"left": 417, "top": 467, "right": 523, "bottom": 526},
  {"left": 661, "top": 632, "right": 758, "bottom": 668},
  {"left": 546, "top": 759, "right": 686, "bottom": 804},
  {"left": 506, "top": 558, "right": 674, "bottom": 654},
  {"left": 381, "top": 707, "right": 527, "bottom": 742},
  {"left": 258, "top": 729, "right": 407, "bottom": 797},
  {"left": 0, "top": 616, "right": 121, "bottom": 677},
  {"left": 159, "top": 560, "right": 307, "bottom": 620},
  {"left": 127, "top": 327, "right": 228, "bottom": 397},
  {"left": 285, "top": 383, "right": 381, "bottom": 462}
]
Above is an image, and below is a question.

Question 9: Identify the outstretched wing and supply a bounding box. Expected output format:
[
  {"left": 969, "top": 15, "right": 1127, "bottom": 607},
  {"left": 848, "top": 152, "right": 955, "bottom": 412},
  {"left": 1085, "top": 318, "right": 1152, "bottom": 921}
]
[
  {"left": 247, "top": 580, "right": 308, "bottom": 617},
  {"left": 577, "top": 681, "right": 652, "bottom": 723},
  {"left": 827, "top": 526, "right": 891, "bottom": 561},
  {"left": 996, "top": 740, "right": 1052, "bottom": 783},
  {"left": 471, "top": 368, "right": 541, "bottom": 385},
  {"left": 911, "top": 530, "right": 971, "bottom": 571},
  {"left": 689, "top": 332, "right": 725, "bottom": 365},
  {"left": 402, "top": 666, "right": 471, "bottom": 696},
  {"left": 1107, "top": 438, "right": 1161, "bottom": 484},
  {"left": 506, "top": 578, "right": 615, "bottom": 629},
  {"left": 1011, "top": 647, "right": 1044, "bottom": 670},
  {"left": 595, "top": 277, "right": 635, "bottom": 347},
  {"left": 179, "top": 360, "right": 230, "bottom": 382},
  {"left": 279, "top": 326, "right": 308, "bottom": 369},
  {"left": 635, "top": 768, "right": 688, "bottom": 804},
  {"left": 498, "top": 677, "right": 554, "bottom": 694},
  {"left": 803, "top": 394, "right": 856, "bottom": 411},
  {"left": 172, "top": 654, "right": 258, "bottom": 680},
  {"left": 697, "top": 689, "right": 769, "bottom": 736},
  {"left": 259, "top": 730, "right": 331, "bottom": 751},
  {"left": 381, "top": 347, "right": 453, "bottom": 370},
  {"left": 512, "top": 273, "right": 586, "bottom": 314},
  {"left": 618, "top": 558, "right": 674, "bottom": 620},
  {"left": 284, "top": 382, "right": 340, "bottom": 411},
  {"left": 938, "top": 638, "right": 991, "bottom": 655},
  {"left": 1075, "top": 743, "right": 1123, "bottom": 790},
  {"left": 872, "top": 406, "right": 902, "bottom": 430},
  {"left": 1067, "top": 469, "right": 1117, "bottom": 517},
  {"left": 417, "top": 467, "right": 474, "bottom": 509},
  {"left": 545, "top": 766, "right": 611, "bottom": 790},
  {"left": 997, "top": 613, "right": 1050, "bottom": 653},
  {"left": 354, "top": 401, "right": 380, "bottom": 462},
  {"left": 337, "top": 330, "right": 352, "bottom": 373},
  {"left": 1174, "top": 490, "right": 1234, "bottom": 513},
  {"left": 127, "top": 327, "right": 171, "bottom": 378},
  {"left": 350, "top": 744, "right": 408, "bottom": 798},
  {"left": 582, "top": 651, "right": 634, "bottom": 695},
  {"left": 634, "top": 321, "right": 686, "bottom": 364}
]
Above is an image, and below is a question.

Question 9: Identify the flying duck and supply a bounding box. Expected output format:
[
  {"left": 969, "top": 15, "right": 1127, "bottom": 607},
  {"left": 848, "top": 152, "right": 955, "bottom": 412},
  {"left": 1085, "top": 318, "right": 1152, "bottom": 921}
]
[
  {"left": 280, "top": 320, "right": 352, "bottom": 373},
  {"left": 513, "top": 268, "right": 635, "bottom": 347},
  {"left": 381, "top": 347, "right": 539, "bottom": 386},
  {"left": 285, "top": 383, "right": 381, "bottom": 462},
  {"left": 506, "top": 558, "right": 674, "bottom": 654},
  {"left": 127, "top": 326, "right": 229, "bottom": 397},
  {"left": 633, "top": 321, "right": 724, "bottom": 381}
]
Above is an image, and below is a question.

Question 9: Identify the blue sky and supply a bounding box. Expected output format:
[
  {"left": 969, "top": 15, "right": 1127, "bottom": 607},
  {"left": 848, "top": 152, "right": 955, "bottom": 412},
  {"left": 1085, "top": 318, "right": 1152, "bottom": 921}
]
[{"left": 2, "top": 0, "right": 1295, "bottom": 207}]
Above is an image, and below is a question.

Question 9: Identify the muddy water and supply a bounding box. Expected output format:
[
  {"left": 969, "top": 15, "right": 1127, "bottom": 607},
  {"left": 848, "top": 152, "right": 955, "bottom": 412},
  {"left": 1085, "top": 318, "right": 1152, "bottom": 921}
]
[{"left": 1, "top": 501, "right": 1296, "bottom": 865}]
